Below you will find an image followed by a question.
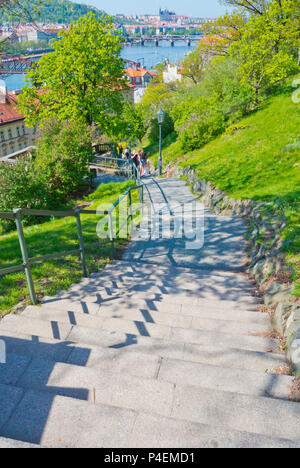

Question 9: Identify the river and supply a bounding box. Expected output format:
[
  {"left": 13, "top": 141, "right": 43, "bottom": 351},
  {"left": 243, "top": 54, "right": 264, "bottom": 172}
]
[{"left": 4, "top": 41, "right": 193, "bottom": 91}]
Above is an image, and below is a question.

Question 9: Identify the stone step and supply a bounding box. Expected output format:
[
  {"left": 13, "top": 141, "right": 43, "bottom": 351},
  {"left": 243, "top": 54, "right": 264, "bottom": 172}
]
[
  {"left": 0, "top": 386, "right": 298, "bottom": 448},
  {"left": 15, "top": 355, "right": 294, "bottom": 403},
  {"left": 0, "top": 315, "right": 280, "bottom": 354},
  {"left": 97, "top": 302, "right": 270, "bottom": 326},
  {"left": 0, "top": 329, "right": 286, "bottom": 375},
  {"left": 54, "top": 287, "right": 260, "bottom": 307},
  {"left": 62, "top": 284, "right": 258, "bottom": 306},
  {"left": 42, "top": 292, "right": 260, "bottom": 312},
  {"left": 82, "top": 260, "right": 255, "bottom": 281},
  {"left": 170, "top": 384, "right": 300, "bottom": 442},
  {"left": 24, "top": 305, "right": 270, "bottom": 336},
  {"left": 67, "top": 272, "right": 256, "bottom": 294},
  {"left": 157, "top": 357, "right": 293, "bottom": 400},
  {"left": 105, "top": 259, "right": 251, "bottom": 280}
]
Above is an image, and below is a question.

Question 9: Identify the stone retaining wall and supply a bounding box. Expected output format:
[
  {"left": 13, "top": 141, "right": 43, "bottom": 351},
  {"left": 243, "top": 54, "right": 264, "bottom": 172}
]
[{"left": 167, "top": 163, "right": 299, "bottom": 373}]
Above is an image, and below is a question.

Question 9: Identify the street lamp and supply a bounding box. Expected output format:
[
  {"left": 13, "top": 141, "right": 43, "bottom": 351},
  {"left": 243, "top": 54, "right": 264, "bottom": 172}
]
[{"left": 157, "top": 108, "right": 165, "bottom": 176}]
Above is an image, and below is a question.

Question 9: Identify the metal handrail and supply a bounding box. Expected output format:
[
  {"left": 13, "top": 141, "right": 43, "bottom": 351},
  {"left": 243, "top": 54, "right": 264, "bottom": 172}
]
[{"left": 0, "top": 183, "right": 144, "bottom": 305}]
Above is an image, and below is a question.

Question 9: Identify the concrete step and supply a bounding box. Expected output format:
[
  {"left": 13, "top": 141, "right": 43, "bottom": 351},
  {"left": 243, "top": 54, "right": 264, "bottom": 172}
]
[
  {"left": 0, "top": 315, "right": 280, "bottom": 354},
  {"left": 104, "top": 259, "right": 251, "bottom": 280},
  {"left": 0, "top": 329, "right": 286, "bottom": 375},
  {"left": 157, "top": 357, "right": 293, "bottom": 400},
  {"left": 61, "top": 286, "right": 258, "bottom": 308},
  {"left": 97, "top": 302, "right": 270, "bottom": 326},
  {"left": 0, "top": 386, "right": 298, "bottom": 448},
  {"left": 170, "top": 384, "right": 300, "bottom": 441},
  {"left": 24, "top": 305, "right": 270, "bottom": 336},
  {"left": 63, "top": 284, "right": 257, "bottom": 306},
  {"left": 15, "top": 355, "right": 294, "bottom": 403},
  {"left": 42, "top": 292, "right": 260, "bottom": 312},
  {"left": 67, "top": 273, "right": 256, "bottom": 295}
]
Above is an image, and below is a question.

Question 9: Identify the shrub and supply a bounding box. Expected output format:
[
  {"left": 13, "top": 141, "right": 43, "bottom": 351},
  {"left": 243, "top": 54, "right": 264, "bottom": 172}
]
[
  {"left": 35, "top": 119, "right": 94, "bottom": 202},
  {"left": 0, "top": 157, "right": 49, "bottom": 232},
  {"left": 175, "top": 97, "right": 225, "bottom": 152}
]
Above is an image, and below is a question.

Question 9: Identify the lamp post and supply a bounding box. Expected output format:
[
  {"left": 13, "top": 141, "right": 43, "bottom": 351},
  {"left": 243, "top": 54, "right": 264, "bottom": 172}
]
[{"left": 157, "top": 108, "right": 165, "bottom": 176}]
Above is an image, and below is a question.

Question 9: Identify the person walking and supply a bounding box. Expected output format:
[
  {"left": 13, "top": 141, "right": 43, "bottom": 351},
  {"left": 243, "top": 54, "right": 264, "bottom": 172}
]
[
  {"left": 118, "top": 143, "right": 123, "bottom": 159},
  {"left": 131, "top": 150, "right": 140, "bottom": 179},
  {"left": 139, "top": 149, "right": 147, "bottom": 177}
]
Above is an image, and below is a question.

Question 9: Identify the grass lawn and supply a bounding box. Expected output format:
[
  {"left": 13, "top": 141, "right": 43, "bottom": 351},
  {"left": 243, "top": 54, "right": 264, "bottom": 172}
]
[
  {"left": 0, "top": 180, "right": 141, "bottom": 317},
  {"left": 145, "top": 79, "right": 300, "bottom": 294}
]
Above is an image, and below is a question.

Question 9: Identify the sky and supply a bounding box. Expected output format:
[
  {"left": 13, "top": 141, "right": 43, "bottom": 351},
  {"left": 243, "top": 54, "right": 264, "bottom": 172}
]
[{"left": 75, "top": 0, "right": 229, "bottom": 18}]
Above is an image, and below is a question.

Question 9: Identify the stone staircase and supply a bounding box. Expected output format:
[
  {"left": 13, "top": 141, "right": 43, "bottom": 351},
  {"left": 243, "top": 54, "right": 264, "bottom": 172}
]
[{"left": 0, "top": 178, "right": 299, "bottom": 448}]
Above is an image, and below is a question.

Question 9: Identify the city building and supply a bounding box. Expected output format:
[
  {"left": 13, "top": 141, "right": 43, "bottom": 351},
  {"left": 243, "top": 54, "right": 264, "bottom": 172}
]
[
  {"left": 125, "top": 68, "right": 156, "bottom": 87},
  {"left": 0, "top": 82, "right": 35, "bottom": 161},
  {"left": 163, "top": 64, "right": 183, "bottom": 83}
]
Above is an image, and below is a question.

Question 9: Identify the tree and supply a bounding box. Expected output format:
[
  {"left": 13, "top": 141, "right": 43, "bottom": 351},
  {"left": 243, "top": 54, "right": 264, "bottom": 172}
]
[
  {"left": 230, "top": 5, "right": 298, "bottom": 104},
  {"left": 34, "top": 118, "right": 94, "bottom": 200},
  {"left": 18, "top": 13, "right": 127, "bottom": 135},
  {"left": 0, "top": 0, "right": 43, "bottom": 21},
  {"left": 221, "top": 0, "right": 269, "bottom": 15},
  {"left": 120, "top": 103, "right": 146, "bottom": 143},
  {"left": 182, "top": 48, "right": 205, "bottom": 84}
]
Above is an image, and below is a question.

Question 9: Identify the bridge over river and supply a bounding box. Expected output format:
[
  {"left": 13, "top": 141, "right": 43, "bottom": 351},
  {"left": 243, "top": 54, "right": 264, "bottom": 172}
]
[{"left": 124, "top": 35, "right": 201, "bottom": 47}]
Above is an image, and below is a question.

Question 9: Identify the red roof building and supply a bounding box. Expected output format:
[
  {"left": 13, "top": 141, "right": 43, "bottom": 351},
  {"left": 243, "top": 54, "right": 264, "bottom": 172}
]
[
  {"left": 125, "top": 68, "right": 156, "bottom": 86},
  {"left": 0, "top": 84, "right": 35, "bottom": 160}
]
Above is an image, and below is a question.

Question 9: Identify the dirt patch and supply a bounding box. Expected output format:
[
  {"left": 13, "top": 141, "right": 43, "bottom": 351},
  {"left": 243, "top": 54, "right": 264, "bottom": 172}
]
[{"left": 267, "top": 364, "right": 292, "bottom": 376}]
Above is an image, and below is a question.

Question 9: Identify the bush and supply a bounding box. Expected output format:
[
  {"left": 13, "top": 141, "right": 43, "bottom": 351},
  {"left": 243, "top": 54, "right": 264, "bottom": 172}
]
[
  {"left": 175, "top": 97, "right": 225, "bottom": 152},
  {"left": 35, "top": 119, "right": 94, "bottom": 202},
  {"left": 0, "top": 158, "right": 50, "bottom": 232},
  {"left": 202, "top": 57, "right": 254, "bottom": 120}
]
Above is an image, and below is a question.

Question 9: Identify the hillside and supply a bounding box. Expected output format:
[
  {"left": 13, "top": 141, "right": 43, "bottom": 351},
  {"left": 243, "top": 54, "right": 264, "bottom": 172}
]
[
  {"left": 0, "top": 0, "right": 105, "bottom": 24},
  {"left": 146, "top": 79, "right": 300, "bottom": 293}
]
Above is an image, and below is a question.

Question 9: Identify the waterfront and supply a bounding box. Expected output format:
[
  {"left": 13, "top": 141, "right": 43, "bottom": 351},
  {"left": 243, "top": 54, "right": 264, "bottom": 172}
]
[{"left": 4, "top": 41, "right": 193, "bottom": 91}]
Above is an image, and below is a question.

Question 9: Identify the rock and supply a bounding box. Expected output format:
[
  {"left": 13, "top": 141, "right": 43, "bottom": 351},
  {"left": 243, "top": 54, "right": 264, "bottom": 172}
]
[
  {"left": 264, "top": 282, "right": 294, "bottom": 307},
  {"left": 287, "top": 328, "right": 300, "bottom": 374},
  {"left": 272, "top": 302, "right": 297, "bottom": 335}
]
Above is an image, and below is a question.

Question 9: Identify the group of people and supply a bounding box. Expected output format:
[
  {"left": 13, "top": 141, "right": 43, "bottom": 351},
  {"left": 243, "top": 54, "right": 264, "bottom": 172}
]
[{"left": 118, "top": 144, "right": 150, "bottom": 177}]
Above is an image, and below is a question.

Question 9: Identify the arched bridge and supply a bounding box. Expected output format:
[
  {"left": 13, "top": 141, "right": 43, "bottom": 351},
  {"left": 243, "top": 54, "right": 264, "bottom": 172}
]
[
  {"left": 0, "top": 53, "right": 142, "bottom": 77},
  {"left": 124, "top": 35, "right": 201, "bottom": 47}
]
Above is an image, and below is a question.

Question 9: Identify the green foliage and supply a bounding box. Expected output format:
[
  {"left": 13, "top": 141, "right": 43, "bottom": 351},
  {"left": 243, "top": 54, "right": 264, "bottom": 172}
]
[
  {"left": 34, "top": 119, "right": 94, "bottom": 201},
  {"left": 0, "top": 157, "right": 50, "bottom": 233},
  {"left": 0, "top": 0, "right": 104, "bottom": 24},
  {"left": 117, "top": 103, "right": 146, "bottom": 143},
  {"left": 201, "top": 56, "right": 255, "bottom": 119},
  {"left": 18, "top": 13, "right": 126, "bottom": 134},
  {"left": 182, "top": 48, "right": 205, "bottom": 84},
  {"left": 174, "top": 97, "right": 225, "bottom": 151},
  {"left": 148, "top": 113, "right": 175, "bottom": 145},
  {"left": 230, "top": 4, "right": 299, "bottom": 103}
]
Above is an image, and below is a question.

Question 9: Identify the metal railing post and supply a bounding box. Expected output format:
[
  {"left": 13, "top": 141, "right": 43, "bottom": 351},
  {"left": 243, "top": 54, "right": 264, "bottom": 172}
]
[
  {"left": 75, "top": 210, "right": 88, "bottom": 277},
  {"left": 13, "top": 209, "right": 37, "bottom": 305},
  {"left": 108, "top": 211, "right": 115, "bottom": 258},
  {"left": 128, "top": 190, "right": 134, "bottom": 234}
]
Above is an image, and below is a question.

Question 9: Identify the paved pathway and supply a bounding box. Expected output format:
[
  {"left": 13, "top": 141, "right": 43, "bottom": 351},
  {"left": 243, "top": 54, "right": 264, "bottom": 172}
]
[{"left": 0, "top": 177, "right": 299, "bottom": 448}]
